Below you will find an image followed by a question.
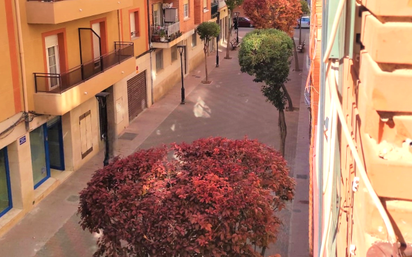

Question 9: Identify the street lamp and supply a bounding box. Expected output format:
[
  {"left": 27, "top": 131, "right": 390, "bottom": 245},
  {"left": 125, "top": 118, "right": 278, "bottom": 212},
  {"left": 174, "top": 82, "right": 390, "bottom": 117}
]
[
  {"left": 177, "top": 45, "right": 185, "bottom": 104},
  {"left": 216, "top": 12, "right": 220, "bottom": 67},
  {"left": 234, "top": 11, "right": 240, "bottom": 44}
]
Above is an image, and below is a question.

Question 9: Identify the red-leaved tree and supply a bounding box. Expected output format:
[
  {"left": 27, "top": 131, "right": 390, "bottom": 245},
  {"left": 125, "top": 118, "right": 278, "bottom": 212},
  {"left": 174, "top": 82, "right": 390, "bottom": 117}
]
[
  {"left": 243, "top": 0, "right": 302, "bottom": 36},
  {"left": 78, "top": 137, "right": 295, "bottom": 257}
]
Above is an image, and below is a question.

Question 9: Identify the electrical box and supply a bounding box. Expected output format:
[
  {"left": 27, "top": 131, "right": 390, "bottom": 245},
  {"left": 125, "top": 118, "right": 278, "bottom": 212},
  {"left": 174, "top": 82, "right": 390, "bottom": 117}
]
[{"left": 165, "top": 8, "right": 178, "bottom": 23}]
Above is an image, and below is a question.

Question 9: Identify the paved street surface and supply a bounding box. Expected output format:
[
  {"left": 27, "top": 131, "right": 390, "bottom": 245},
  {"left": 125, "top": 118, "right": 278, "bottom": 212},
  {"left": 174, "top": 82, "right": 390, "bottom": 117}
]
[{"left": 0, "top": 28, "right": 310, "bottom": 257}]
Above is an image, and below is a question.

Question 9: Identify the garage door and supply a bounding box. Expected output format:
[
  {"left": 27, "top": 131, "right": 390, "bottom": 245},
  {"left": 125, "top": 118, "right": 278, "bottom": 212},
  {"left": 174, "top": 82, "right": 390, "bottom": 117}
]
[{"left": 127, "top": 71, "right": 147, "bottom": 121}]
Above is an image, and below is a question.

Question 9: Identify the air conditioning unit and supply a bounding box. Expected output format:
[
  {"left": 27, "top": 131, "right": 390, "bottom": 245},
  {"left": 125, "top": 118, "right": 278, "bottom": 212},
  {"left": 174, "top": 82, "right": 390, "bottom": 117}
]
[{"left": 165, "top": 8, "right": 178, "bottom": 23}]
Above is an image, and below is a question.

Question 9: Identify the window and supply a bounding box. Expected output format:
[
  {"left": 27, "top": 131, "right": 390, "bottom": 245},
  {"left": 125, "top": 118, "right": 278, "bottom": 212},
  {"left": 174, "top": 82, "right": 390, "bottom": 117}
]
[
  {"left": 171, "top": 45, "right": 178, "bottom": 62},
  {"left": 130, "top": 10, "right": 140, "bottom": 38},
  {"left": 156, "top": 50, "right": 164, "bottom": 71},
  {"left": 0, "top": 148, "right": 12, "bottom": 217},
  {"left": 191, "top": 33, "right": 197, "bottom": 47},
  {"left": 184, "top": 0, "right": 189, "bottom": 18},
  {"left": 79, "top": 110, "right": 93, "bottom": 159}
]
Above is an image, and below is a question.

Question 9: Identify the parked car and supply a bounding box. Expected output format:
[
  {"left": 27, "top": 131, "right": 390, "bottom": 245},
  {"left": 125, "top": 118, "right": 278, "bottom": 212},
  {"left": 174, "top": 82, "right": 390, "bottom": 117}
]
[
  {"left": 233, "top": 17, "right": 253, "bottom": 28},
  {"left": 296, "top": 16, "right": 310, "bottom": 29}
]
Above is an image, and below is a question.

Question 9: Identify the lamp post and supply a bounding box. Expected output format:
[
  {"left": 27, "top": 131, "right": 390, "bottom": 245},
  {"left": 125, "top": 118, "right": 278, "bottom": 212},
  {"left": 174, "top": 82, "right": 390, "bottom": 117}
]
[
  {"left": 299, "top": 17, "right": 302, "bottom": 45},
  {"left": 177, "top": 45, "right": 185, "bottom": 104},
  {"left": 216, "top": 12, "right": 220, "bottom": 67},
  {"left": 234, "top": 11, "right": 240, "bottom": 44}
]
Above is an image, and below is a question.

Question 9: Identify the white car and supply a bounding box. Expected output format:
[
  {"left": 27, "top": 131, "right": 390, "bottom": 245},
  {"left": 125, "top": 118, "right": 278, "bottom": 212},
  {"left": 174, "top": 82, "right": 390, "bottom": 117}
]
[{"left": 297, "top": 16, "right": 310, "bottom": 29}]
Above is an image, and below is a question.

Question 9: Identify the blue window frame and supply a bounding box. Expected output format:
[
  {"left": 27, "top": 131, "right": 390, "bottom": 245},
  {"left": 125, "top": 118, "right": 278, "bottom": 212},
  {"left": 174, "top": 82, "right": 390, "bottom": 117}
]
[
  {"left": 0, "top": 148, "right": 13, "bottom": 217},
  {"left": 31, "top": 124, "right": 51, "bottom": 189}
]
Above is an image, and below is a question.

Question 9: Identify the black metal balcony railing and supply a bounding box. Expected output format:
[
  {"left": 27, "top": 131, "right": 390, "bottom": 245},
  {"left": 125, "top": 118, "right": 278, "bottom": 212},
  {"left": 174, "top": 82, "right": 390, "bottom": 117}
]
[{"left": 34, "top": 42, "right": 133, "bottom": 93}]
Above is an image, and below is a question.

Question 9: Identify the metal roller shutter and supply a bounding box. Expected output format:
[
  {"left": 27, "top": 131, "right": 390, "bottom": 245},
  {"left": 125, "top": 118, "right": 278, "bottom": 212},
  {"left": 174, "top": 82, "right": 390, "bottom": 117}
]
[{"left": 127, "top": 71, "right": 147, "bottom": 121}]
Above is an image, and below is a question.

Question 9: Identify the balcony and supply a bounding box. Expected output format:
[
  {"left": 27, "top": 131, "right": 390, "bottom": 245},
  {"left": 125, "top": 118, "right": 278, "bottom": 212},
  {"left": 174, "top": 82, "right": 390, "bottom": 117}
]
[
  {"left": 26, "top": 0, "right": 133, "bottom": 24},
  {"left": 151, "top": 23, "right": 195, "bottom": 48},
  {"left": 151, "top": 22, "right": 181, "bottom": 42},
  {"left": 33, "top": 42, "right": 134, "bottom": 116}
]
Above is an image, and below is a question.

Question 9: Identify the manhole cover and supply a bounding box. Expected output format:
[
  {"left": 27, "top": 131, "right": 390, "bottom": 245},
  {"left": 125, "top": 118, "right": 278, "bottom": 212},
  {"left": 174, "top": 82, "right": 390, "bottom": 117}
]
[
  {"left": 299, "top": 200, "right": 309, "bottom": 204},
  {"left": 293, "top": 209, "right": 302, "bottom": 213},
  {"left": 297, "top": 174, "right": 308, "bottom": 179},
  {"left": 119, "top": 132, "right": 138, "bottom": 140},
  {"left": 66, "top": 195, "right": 79, "bottom": 203},
  {"left": 237, "top": 93, "right": 249, "bottom": 97}
]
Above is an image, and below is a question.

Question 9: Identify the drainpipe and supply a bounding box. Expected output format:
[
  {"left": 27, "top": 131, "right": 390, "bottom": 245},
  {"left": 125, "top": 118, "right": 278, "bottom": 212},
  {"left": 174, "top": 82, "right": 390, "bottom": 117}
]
[
  {"left": 147, "top": 0, "right": 154, "bottom": 105},
  {"left": 117, "top": 10, "right": 121, "bottom": 41},
  {"left": 314, "top": 2, "right": 329, "bottom": 256},
  {"left": 14, "top": 0, "right": 29, "bottom": 129}
]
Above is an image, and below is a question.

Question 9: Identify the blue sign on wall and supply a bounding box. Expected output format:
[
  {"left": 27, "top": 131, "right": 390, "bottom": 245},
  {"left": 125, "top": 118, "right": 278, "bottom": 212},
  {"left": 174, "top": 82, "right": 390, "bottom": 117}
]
[{"left": 19, "top": 136, "right": 26, "bottom": 145}]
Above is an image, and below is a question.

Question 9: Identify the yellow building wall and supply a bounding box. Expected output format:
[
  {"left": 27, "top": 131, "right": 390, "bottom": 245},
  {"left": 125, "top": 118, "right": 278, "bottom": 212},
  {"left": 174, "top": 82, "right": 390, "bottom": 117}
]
[
  {"left": 0, "top": 0, "right": 21, "bottom": 122},
  {"left": 19, "top": 0, "right": 122, "bottom": 112},
  {"left": 121, "top": 0, "right": 149, "bottom": 57}
]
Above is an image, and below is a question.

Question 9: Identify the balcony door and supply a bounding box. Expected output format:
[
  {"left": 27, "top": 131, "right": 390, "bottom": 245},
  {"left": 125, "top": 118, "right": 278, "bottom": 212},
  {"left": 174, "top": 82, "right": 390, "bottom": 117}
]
[
  {"left": 153, "top": 3, "right": 163, "bottom": 26},
  {"left": 45, "top": 35, "right": 60, "bottom": 90},
  {"left": 91, "top": 20, "right": 107, "bottom": 70}
]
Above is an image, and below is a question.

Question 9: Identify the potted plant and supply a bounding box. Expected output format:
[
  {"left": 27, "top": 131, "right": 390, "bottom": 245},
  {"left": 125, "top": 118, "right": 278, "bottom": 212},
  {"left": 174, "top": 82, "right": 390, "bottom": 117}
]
[{"left": 159, "top": 29, "right": 167, "bottom": 42}]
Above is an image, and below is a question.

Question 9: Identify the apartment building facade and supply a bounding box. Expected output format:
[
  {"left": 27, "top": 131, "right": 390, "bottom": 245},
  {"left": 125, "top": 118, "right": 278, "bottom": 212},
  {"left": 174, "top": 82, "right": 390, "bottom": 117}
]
[
  {"left": 0, "top": 0, "right": 148, "bottom": 236},
  {"left": 148, "top": 0, "right": 228, "bottom": 102},
  {"left": 309, "top": 0, "right": 412, "bottom": 256},
  {"left": 0, "top": 0, "right": 228, "bottom": 237}
]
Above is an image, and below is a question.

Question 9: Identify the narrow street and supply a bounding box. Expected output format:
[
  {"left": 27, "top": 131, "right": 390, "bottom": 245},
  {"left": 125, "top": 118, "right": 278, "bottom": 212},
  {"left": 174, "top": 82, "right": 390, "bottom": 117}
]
[{"left": 0, "top": 28, "right": 310, "bottom": 257}]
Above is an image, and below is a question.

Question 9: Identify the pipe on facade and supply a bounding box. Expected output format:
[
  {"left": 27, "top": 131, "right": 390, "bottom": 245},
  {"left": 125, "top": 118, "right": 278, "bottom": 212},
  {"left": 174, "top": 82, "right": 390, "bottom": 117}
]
[
  {"left": 117, "top": 10, "right": 121, "bottom": 41},
  {"left": 147, "top": 0, "right": 154, "bottom": 105},
  {"left": 13, "top": 0, "right": 29, "bottom": 126}
]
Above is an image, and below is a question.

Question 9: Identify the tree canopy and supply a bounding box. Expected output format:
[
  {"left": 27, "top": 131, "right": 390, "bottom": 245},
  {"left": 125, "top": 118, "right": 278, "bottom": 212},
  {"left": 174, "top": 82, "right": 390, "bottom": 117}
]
[
  {"left": 196, "top": 21, "right": 220, "bottom": 42},
  {"left": 243, "top": 0, "right": 302, "bottom": 36},
  {"left": 301, "top": 0, "right": 310, "bottom": 15},
  {"left": 239, "top": 29, "right": 293, "bottom": 110},
  {"left": 79, "top": 137, "right": 294, "bottom": 257},
  {"left": 225, "top": 0, "right": 244, "bottom": 11}
]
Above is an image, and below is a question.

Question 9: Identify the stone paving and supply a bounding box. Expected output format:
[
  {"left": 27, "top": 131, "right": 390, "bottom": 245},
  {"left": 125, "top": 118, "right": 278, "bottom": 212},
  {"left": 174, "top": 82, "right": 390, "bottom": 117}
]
[{"left": 0, "top": 28, "right": 310, "bottom": 257}]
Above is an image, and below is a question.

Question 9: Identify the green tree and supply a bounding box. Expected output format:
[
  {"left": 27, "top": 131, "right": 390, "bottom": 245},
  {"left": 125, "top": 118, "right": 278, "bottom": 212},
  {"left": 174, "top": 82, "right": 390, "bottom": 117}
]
[
  {"left": 301, "top": 0, "right": 310, "bottom": 14},
  {"left": 243, "top": 0, "right": 301, "bottom": 106},
  {"left": 196, "top": 22, "right": 220, "bottom": 83},
  {"left": 238, "top": 29, "right": 293, "bottom": 156},
  {"left": 224, "top": 0, "right": 244, "bottom": 59}
]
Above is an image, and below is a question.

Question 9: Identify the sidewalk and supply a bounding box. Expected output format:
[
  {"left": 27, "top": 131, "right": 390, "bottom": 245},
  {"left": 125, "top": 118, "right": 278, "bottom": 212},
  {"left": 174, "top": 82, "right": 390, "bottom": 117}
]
[{"left": 0, "top": 28, "right": 310, "bottom": 257}]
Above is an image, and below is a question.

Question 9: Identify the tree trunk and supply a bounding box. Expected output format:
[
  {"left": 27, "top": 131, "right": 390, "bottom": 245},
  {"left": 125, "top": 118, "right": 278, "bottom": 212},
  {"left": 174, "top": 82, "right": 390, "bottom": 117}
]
[
  {"left": 278, "top": 109, "right": 287, "bottom": 157},
  {"left": 292, "top": 38, "right": 301, "bottom": 72},
  {"left": 225, "top": 9, "right": 232, "bottom": 59},
  {"left": 281, "top": 83, "right": 294, "bottom": 111},
  {"left": 204, "top": 42, "right": 208, "bottom": 82}
]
